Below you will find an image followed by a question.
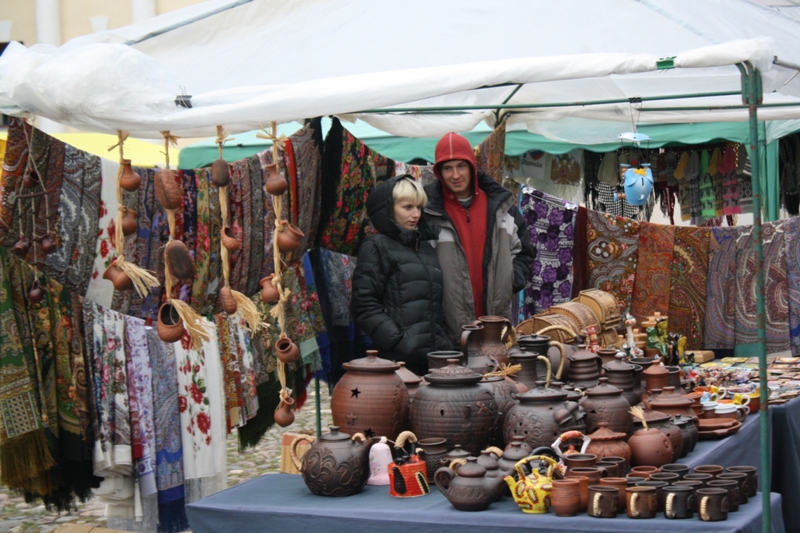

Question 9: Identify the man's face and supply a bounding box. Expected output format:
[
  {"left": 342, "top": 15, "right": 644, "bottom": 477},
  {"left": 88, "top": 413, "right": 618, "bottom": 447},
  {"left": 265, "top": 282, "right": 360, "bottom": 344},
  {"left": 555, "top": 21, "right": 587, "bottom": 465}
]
[{"left": 439, "top": 160, "right": 472, "bottom": 199}]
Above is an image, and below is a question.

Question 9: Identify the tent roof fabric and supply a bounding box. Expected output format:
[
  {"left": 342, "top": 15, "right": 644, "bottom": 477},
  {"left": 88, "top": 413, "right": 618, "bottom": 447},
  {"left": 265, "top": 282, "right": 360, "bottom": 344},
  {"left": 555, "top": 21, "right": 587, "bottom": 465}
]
[{"left": 3, "top": 0, "right": 800, "bottom": 143}]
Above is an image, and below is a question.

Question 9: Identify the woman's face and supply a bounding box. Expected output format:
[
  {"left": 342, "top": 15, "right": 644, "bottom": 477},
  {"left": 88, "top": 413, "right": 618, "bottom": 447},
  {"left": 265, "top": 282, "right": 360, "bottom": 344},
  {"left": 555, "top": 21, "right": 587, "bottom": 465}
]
[{"left": 393, "top": 200, "right": 422, "bottom": 230}]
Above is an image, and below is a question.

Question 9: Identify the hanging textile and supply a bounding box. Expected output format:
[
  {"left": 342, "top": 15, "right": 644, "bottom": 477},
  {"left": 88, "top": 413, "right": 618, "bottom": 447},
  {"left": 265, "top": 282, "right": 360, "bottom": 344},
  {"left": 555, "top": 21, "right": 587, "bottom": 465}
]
[
  {"left": 738, "top": 145, "right": 753, "bottom": 214},
  {"left": 0, "top": 118, "right": 29, "bottom": 243},
  {"left": 667, "top": 227, "right": 710, "bottom": 350},
  {"left": 128, "top": 167, "right": 159, "bottom": 319},
  {"left": 215, "top": 314, "right": 244, "bottom": 432},
  {"left": 256, "top": 147, "right": 278, "bottom": 280},
  {"left": 586, "top": 210, "right": 640, "bottom": 313},
  {"left": 721, "top": 144, "right": 742, "bottom": 216},
  {"left": 630, "top": 222, "right": 675, "bottom": 323},
  {"left": 84, "top": 158, "right": 123, "bottom": 308},
  {"left": 318, "top": 247, "right": 356, "bottom": 327},
  {"left": 203, "top": 167, "right": 223, "bottom": 314},
  {"left": 475, "top": 121, "right": 506, "bottom": 184},
  {"left": 571, "top": 206, "right": 589, "bottom": 298},
  {"left": 673, "top": 151, "right": 692, "bottom": 222},
  {"left": 395, "top": 161, "right": 436, "bottom": 186},
  {"left": 785, "top": 217, "right": 800, "bottom": 356},
  {"left": 246, "top": 155, "right": 265, "bottom": 296},
  {"left": 191, "top": 168, "right": 212, "bottom": 313},
  {"left": 698, "top": 150, "right": 715, "bottom": 218},
  {"left": 290, "top": 118, "right": 324, "bottom": 252},
  {"left": 703, "top": 227, "right": 738, "bottom": 349},
  {"left": 519, "top": 186, "right": 577, "bottom": 317}
]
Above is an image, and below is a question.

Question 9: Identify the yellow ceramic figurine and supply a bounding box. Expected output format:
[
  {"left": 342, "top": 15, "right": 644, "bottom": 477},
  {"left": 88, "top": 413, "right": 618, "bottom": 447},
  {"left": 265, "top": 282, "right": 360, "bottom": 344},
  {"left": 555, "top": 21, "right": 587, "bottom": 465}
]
[{"left": 505, "top": 455, "right": 558, "bottom": 514}]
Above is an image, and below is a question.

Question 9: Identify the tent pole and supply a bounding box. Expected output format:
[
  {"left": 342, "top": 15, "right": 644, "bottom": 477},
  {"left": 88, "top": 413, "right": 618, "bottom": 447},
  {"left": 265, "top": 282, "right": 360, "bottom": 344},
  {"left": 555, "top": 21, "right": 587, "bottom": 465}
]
[{"left": 738, "top": 61, "right": 771, "bottom": 533}]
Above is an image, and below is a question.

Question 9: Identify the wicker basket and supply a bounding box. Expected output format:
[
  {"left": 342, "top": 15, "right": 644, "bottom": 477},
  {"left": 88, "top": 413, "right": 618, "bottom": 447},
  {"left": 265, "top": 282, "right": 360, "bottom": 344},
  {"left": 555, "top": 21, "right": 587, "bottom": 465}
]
[
  {"left": 578, "top": 289, "right": 620, "bottom": 329},
  {"left": 521, "top": 314, "right": 581, "bottom": 345},
  {"left": 546, "top": 301, "right": 600, "bottom": 335},
  {"left": 599, "top": 327, "right": 622, "bottom": 349}
]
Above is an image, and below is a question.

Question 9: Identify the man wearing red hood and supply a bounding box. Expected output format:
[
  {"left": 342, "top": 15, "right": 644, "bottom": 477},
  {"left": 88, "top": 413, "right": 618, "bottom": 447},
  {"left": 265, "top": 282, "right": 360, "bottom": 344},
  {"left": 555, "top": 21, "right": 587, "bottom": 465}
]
[{"left": 424, "top": 132, "right": 534, "bottom": 343}]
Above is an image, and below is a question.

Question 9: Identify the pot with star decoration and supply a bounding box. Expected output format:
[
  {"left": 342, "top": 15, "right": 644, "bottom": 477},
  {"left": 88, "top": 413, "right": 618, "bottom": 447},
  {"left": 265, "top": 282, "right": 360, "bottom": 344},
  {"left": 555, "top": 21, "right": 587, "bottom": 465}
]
[
  {"left": 331, "top": 350, "right": 410, "bottom": 441},
  {"left": 410, "top": 360, "right": 498, "bottom": 455}
]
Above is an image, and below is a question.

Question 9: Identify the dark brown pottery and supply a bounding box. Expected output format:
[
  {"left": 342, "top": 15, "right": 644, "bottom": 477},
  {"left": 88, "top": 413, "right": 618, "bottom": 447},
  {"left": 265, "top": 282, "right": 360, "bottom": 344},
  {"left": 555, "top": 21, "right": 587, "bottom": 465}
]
[
  {"left": 599, "top": 477, "right": 628, "bottom": 512},
  {"left": 496, "top": 436, "right": 533, "bottom": 476},
  {"left": 477, "top": 450, "right": 502, "bottom": 478},
  {"left": 517, "top": 334, "right": 566, "bottom": 381},
  {"left": 157, "top": 303, "right": 184, "bottom": 343},
  {"left": 274, "top": 397, "right": 295, "bottom": 427},
  {"left": 643, "top": 362, "right": 669, "bottom": 393},
  {"left": 643, "top": 386, "right": 696, "bottom": 422},
  {"left": 636, "top": 480, "right": 667, "bottom": 512},
  {"left": 291, "top": 426, "right": 378, "bottom": 497},
  {"left": 628, "top": 428, "right": 673, "bottom": 468},
  {"left": 396, "top": 362, "right": 422, "bottom": 399},
  {"left": 697, "top": 487, "right": 729, "bottom": 521},
  {"left": 103, "top": 264, "right": 133, "bottom": 291},
  {"left": 211, "top": 158, "right": 230, "bottom": 187},
  {"left": 479, "top": 374, "right": 518, "bottom": 446},
  {"left": 568, "top": 475, "right": 589, "bottom": 512},
  {"left": 503, "top": 380, "right": 585, "bottom": 451},
  {"left": 708, "top": 480, "right": 740, "bottom": 512},
  {"left": 588, "top": 485, "right": 618, "bottom": 518},
  {"left": 476, "top": 316, "right": 512, "bottom": 366},
  {"left": 660, "top": 463, "right": 690, "bottom": 479},
  {"left": 596, "top": 348, "right": 619, "bottom": 369},
  {"left": 427, "top": 350, "right": 465, "bottom": 370},
  {"left": 219, "top": 286, "right": 237, "bottom": 314},
  {"left": 634, "top": 410, "right": 683, "bottom": 462},
  {"left": 585, "top": 422, "right": 631, "bottom": 466},
  {"left": 580, "top": 377, "right": 633, "bottom": 437},
  {"left": 672, "top": 415, "right": 695, "bottom": 456},
  {"left": 650, "top": 472, "right": 680, "bottom": 484},
  {"left": 410, "top": 361, "right": 497, "bottom": 454},
  {"left": 22, "top": 168, "right": 40, "bottom": 189},
  {"left": 275, "top": 335, "right": 300, "bottom": 364},
  {"left": 461, "top": 324, "right": 497, "bottom": 374},
  {"left": 508, "top": 345, "right": 552, "bottom": 390},
  {"left": 332, "top": 351, "right": 410, "bottom": 441},
  {"left": 726, "top": 465, "right": 758, "bottom": 497},
  {"left": 717, "top": 472, "right": 749, "bottom": 504},
  {"left": 664, "top": 484, "right": 695, "bottom": 519},
  {"left": 673, "top": 480, "right": 703, "bottom": 509},
  {"left": 416, "top": 437, "right": 447, "bottom": 481},
  {"left": 550, "top": 478, "right": 581, "bottom": 517},
  {"left": 435, "top": 457, "right": 503, "bottom": 511},
  {"left": 165, "top": 240, "right": 196, "bottom": 280},
  {"left": 567, "top": 345, "right": 602, "bottom": 388},
  {"left": 154, "top": 168, "right": 181, "bottom": 210},
  {"left": 27, "top": 279, "right": 45, "bottom": 304},
  {"left": 13, "top": 236, "right": 30, "bottom": 258},
  {"left": 603, "top": 354, "right": 642, "bottom": 406},
  {"left": 121, "top": 208, "right": 138, "bottom": 236},
  {"left": 693, "top": 464, "right": 724, "bottom": 479},
  {"left": 626, "top": 486, "right": 658, "bottom": 518},
  {"left": 665, "top": 366, "right": 685, "bottom": 392},
  {"left": 625, "top": 475, "right": 647, "bottom": 485},
  {"left": 119, "top": 159, "right": 141, "bottom": 191},
  {"left": 265, "top": 163, "right": 288, "bottom": 195},
  {"left": 683, "top": 472, "right": 713, "bottom": 488},
  {"left": 629, "top": 465, "right": 658, "bottom": 479},
  {"left": 596, "top": 456, "right": 626, "bottom": 478},
  {"left": 277, "top": 220, "right": 304, "bottom": 253},
  {"left": 563, "top": 453, "right": 597, "bottom": 470}
]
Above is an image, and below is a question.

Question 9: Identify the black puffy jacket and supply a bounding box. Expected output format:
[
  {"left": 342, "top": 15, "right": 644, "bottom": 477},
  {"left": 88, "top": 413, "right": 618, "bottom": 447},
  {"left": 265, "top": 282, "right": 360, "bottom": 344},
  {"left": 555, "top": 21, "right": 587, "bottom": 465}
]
[{"left": 351, "top": 175, "right": 453, "bottom": 376}]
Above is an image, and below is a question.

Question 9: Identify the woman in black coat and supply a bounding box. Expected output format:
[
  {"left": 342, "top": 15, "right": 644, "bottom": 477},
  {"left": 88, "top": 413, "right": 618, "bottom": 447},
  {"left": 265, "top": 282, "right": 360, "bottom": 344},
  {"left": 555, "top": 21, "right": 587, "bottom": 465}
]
[{"left": 351, "top": 175, "right": 452, "bottom": 376}]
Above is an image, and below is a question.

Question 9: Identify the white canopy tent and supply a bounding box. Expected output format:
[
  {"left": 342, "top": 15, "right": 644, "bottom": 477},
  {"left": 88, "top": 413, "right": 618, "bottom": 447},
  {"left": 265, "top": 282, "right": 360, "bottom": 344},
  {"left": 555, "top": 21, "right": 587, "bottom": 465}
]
[{"left": 2, "top": 0, "right": 800, "bottom": 143}]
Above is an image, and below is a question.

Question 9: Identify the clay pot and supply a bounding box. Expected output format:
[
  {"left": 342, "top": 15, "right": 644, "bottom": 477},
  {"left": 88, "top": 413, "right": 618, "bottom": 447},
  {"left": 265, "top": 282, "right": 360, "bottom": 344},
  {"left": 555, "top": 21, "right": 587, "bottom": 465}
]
[
  {"left": 38, "top": 235, "right": 57, "bottom": 255},
  {"left": 636, "top": 480, "right": 668, "bottom": 512},
  {"left": 121, "top": 208, "right": 138, "bottom": 236},
  {"left": 22, "top": 168, "right": 40, "bottom": 189},
  {"left": 630, "top": 357, "right": 654, "bottom": 389},
  {"left": 503, "top": 380, "right": 585, "bottom": 450},
  {"left": 154, "top": 168, "right": 182, "bottom": 210},
  {"left": 265, "top": 163, "right": 288, "bottom": 196},
  {"left": 567, "top": 345, "right": 602, "bottom": 388},
  {"left": 260, "top": 274, "right": 280, "bottom": 304},
  {"left": 664, "top": 484, "right": 695, "bottom": 519},
  {"left": 332, "top": 351, "right": 410, "bottom": 441},
  {"left": 395, "top": 362, "right": 422, "bottom": 399},
  {"left": 410, "top": 361, "right": 497, "bottom": 454},
  {"left": 275, "top": 335, "right": 300, "bottom": 364},
  {"left": 276, "top": 220, "right": 304, "bottom": 254},
  {"left": 580, "top": 377, "right": 633, "bottom": 437},
  {"left": 416, "top": 437, "right": 448, "bottom": 481},
  {"left": 274, "top": 397, "right": 295, "bottom": 427},
  {"left": 626, "top": 486, "right": 658, "bottom": 518},
  {"left": 599, "top": 477, "right": 629, "bottom": 513},
  {"left": 596, "top": 456, "right": 626, "bottom": 478},
  {"left": 673, "top": 414, "right": 697, "bottom": 456},
  {"left": 634, "top": 411, "right": 683, "bottom": 461},
  {"left": 475, "top": 316, "right": 512, "bottom": 366},
  {"left": 211, "top": 159, "right": 230, "bottom": 187},
  {"left": 628, "top": 428, "right": 673, "bottom": 468},
  {"left": 434, "top": 457, "right": 504, "bottom": 511},
  {"left": 157, "top": 303, "right": 185, "bottom": 343},
  {"left": 479, "top": 374, "right": 518, "bottom": 447},
  {"left": 566, "top": 475, "right": 589, "bottom": 512},
  {"left": 12, "top": 236, "right": 30, "bottom": 258},
  {"left": 119, "top": 159, "right": 141, "bottom": 191},
  {"left": 665, "top": 366, "right": 685, "bottom": 392},
  {"left": 588, "top": 485, "right": 619, "bottom": 518},
  {"left": 629, "top": 465, "right": 659, "bottom": 479},
  {"left": 550, "top": 479, "right": 581, "bottom": 517},
  {"left": 696, "top": 487, "right": 729, "bottom": 521},
  {"left": 426, "top": 350, "right": 465, "bottom": 369},
  {"left": 585, "top": 422, "right": 632, "bottom": 466},
  {"left": 221, "top": 227, "right": 241, "bottom": 251},
  {"left": 563, "top": 453, "right": 597, "bottom": 470},
  {"left": 660, "top": 463, "right": 690, "bottom": 479},
  {"left": 643, "top": 362, "right": 669, "bottom": 393},
  {"left": 165, "top": 240, "right": 196, "bottom": 280},
  {"left": 461, "top": 324, "right": 497, "bottom": 374},
  {"left": 28, "top": 279, "right": 45, "bottom": 304},
  {"left": 643, "top": 386, "right": 696, "bottom": 420},
  {"left": 596, "top": 348, "right": 619, "bottom": 369},
  {"left": 684, "top": 473, "right": 713, "bottom": 488},
  {"left": 476, "top": 450, "right": 502, "bottom": 477},
  {"left": 103, "top": 264, "right": 133, "bottom": 291},
  {"left": 219, "top": 286, "right": 238, "bottom": 314}
]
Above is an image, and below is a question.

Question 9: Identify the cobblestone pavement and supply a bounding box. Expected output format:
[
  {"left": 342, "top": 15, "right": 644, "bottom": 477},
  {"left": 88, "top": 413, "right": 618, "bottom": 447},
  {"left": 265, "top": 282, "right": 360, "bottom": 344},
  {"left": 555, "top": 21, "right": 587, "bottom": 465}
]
[{"left": 0, "top": 385, "right": 333, "bottom": 533}]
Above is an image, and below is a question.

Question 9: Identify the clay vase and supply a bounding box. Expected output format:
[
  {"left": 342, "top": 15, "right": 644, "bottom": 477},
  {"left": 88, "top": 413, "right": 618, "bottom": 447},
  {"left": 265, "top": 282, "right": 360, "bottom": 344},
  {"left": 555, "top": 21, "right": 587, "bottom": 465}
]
[
  {"left": 154, "top": 168, "right": 182, "bottom": 210},
  {"left": 260, "top": 274, "right": 280, "bottom": 304},
  {"left": 157, "top": 303, "right": 185, "bottom": 343},
  {"left": 274, "top": 397, "right": 295, "bottom": 427},
  {"left": 588, "top": 485, "right": 619, "bottom": 518},
  {"left": 579, "top": 377, "right": 634, "bottom": 437},
  {"left": 643, "top": 362, "right": 669, "bottom": 393},
  {"left": 121, "top": 208, "right": 138, "bottom": 236},
  {"left": 219, "top": 285, "right": 238, "bottom": 314},
  {"left": 165, "top": 240, "right": 196, "bottom": 280},
  {"left": 276, "top": 220, "right": 304, "bottom": 253},
  {"left": 567, "top": 345, "right": 602, "bottom": 388},
  {"left": 633, "top": 411, "right": 683, "bottom": 462},
  {"left": 585, "top": 422, "right": 632, "bottom": 466},
  {"left": 434, "top": 457, "right": 503, "bottom": 511},
  {"left": 475, "top": 316, "right": 512, "bottom": 366},
  {"left": 332, "top": 351, "right": 410, "bottom": 441},
  {"left": 28, "top": 279, "right": 45, "bottom": 304},
  {"left": 221, "top": 227, "right": 241, "bottom": 251},
  {"left": 503, "top": 381, "right": 585, "bottom": 451},
  {"left": 596, "top": 348, "right": 619, "bottom": 369},
  {"left": 12, "top": 236, "right": 31, "bottom": 258},
  {"left": 410, "top": 361, "right": 497, "bottom": 455},
  {"left": 550, "top": 479, "right": 581, "bottom": 517},
  {"left": 427, "top": 350, "right": 465, "bottom": 370},
  {"left": 22, "top": 169, "right": 40, "bottom": 189},
  {"left": 461, "top": 324, "right": 497, "bottom": 374},
  {"left": 603, "top": 354, "right": 642, "bottom": 407},
  {"left": 119, "top": 159, "right": 141, "bottom": 191},
  {"left": 479, "top": 374, "right": 518, "bottom": 447},
  {"left": 211, "top": 158, "right": 230, "bottom": 187},
  {"left": 416, "top": 437, "right": 448, "bottom": 481},
  {"left": 103, "top": 264, "right": 133, "bottom": 291},
  {"left": 275, "top": 335, "right": 300, "bottom": 364},
  {"left": 696, "top": 487, "right": 729, "bottom": 522},
  {"left": 265, "top": 163, "right": 288, "bottom": 196},
  {"left": 628, "top": 427, "right": 673, "bottom": 468},
  {"left": 38, "top": 235, "right": 57, "bottom": 255}
]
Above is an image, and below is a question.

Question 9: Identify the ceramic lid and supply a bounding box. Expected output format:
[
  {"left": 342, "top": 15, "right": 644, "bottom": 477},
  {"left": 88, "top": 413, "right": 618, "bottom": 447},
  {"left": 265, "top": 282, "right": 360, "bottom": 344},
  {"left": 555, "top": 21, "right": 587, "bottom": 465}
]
[
  {"left": 342, "top": 351, "right": 401, "bottom": 373},
  {"left": 517, "top": 334, "right": 551, "bottom": 347},
  {"left": 647, "top": 386, "right": 694, "bottom": 407},
  {"left": 643, "top": 362, "right": 668, "bottom": 376},
  {"left": 515, "top": 381, "right": 567, "bottom": 403},
  {"left": 395, "top": 362, "right": 422, "bottom": 386},
  {"left": 585, "top": 377, "right": 624, "bottom": 397},
  {"left": 457, "top": 457, "right": 488, "bottom": 478},
  {"left": 587, "top": 421, "right": 627, "bottom": 441},
  {"left": 320, "top": 426, "right": 353, "bottom": 442},
  {"left": 603, "top": 354, "right": 636, "bottom": 373},
  {"left": 568, "top": 345, "right": 599, "bottom": 362},
  {"left": 425, "top": 361, "right": 483, "bottom": 385}
]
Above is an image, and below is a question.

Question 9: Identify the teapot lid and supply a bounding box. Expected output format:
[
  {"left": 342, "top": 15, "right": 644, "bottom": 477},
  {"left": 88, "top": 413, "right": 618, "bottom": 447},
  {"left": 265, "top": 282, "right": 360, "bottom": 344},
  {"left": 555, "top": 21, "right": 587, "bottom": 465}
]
[
  {"left": 342, "top": 350, "right": 401, "bottom": 373},
  {"left": 320, "top": 426, "right": 354, "bottom": 442},
  {"left": 586, "top": 421, "right": 627, "bottom": 441},
  {"left": 643, "top": 362, "right": 668, "bottom": 376},
  {"left": 517, "top": 334, "right": 551, "bottom": 346},
  {"left": 425, "top": 361, "right": 483, "bottom": 385},
  {"left": 568, "top": 345, "right": 599, "bottom": 361},
  {"left": 455, "top": 457, "right": 487, "bottom": 478},
  {"left": 585, "top": 377, "right": 623, "bottom": 397},
  {"left": 515, "top": 380, "right": 567, "bottom": 402},
  {"left": 602, "top": 354, "right": 636, "bottom": 372},
  {"left": 647, "top": 386, "right": 694, "bottom": 407}
]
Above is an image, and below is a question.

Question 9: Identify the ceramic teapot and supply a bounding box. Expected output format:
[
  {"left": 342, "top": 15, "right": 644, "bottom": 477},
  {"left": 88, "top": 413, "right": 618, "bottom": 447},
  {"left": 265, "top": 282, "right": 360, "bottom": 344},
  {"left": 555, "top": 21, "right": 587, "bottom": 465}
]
[
  {"left": 517, "top": 334, "right": 567, "bottom": 381},
  {"left": 435, "top": 457, "right": 505, "bottom": 511},
  {"left": 503, "top": 381, "right": 585, "bottom": 450},
  {"left": 290, "top": 426, "right": 378, "bottom": 496},
  {"left": 505, "top": 455, "right": 558, "bottom": 514}
]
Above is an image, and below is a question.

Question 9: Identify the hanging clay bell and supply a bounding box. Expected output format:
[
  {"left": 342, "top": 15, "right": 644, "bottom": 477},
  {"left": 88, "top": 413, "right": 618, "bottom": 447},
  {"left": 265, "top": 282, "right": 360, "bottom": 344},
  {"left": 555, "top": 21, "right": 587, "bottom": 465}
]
[
  {"left": 276, "top": 220, "right": 304, "bottom": 253},
  {"left": 219, "top": 286, "right": 238, "bottom": 314},
  {"left": 119, "top": 159, "right": 141, "bottom": 191},
  {"left": 103, "top": 264, "right": 133, "bottom": 291},
  {"left": 211, "top": 158, "right": 230, "bottom": 187},
  {"left": 28, "top": 279, "right": 45, "bottom": 304},
  {"left": 121, "top": 208, "right": 138, "bottom": 236},
  {"left": 12, "top": 236, "right": 31, "bottom": 257},
  {"left": 276, "top": 335, "right": 300, "bottom": 364},
  {"left": 221, "top": 227, "right": 240, "bottom": 251},
  {"left": 165, "top": 240, "right": 196, "bottom": 280},
  {"left": 265, "top": 163, "right": 288, "bottom": 196},
  {"left": 274, "top": 397, "right": 295, "bottom": 427},
  {"left": 22, "top": 168, "right": 40, "bottom": 189},
  {"left": 154, "top": 168, "right": 182, "bottom": 210},
  {"left": 38, "top": 234, "right": 57, "bottom": 255},
  {"left": 157, "top": 303, "right": 185, "bottom": 343},
  {"left": 260, "top": 274, "right": 280, "bottom": 304}
]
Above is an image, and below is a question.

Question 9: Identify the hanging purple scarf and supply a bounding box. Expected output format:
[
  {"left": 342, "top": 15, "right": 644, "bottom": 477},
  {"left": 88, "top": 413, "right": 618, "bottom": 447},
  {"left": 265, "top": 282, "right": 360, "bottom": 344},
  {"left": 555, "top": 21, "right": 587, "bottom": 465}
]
[
  {"left": 786, "top": 217, "right": 800, "bottom": 355},
  {"left": 704, "top": 227, "right": 737, "bottom": 348}
]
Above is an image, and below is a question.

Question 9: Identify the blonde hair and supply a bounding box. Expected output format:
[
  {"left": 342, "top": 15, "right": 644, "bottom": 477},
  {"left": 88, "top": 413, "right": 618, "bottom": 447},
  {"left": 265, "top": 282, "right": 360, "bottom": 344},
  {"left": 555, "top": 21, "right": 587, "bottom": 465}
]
[{"left": 392, "top": 177, "right": 427, "bottom": 207}]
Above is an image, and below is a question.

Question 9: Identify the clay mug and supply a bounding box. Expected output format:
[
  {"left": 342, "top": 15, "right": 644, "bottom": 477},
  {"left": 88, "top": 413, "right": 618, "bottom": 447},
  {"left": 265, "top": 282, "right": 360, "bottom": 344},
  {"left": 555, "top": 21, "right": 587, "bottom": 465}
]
[
  {"left": 567, "top": 466, "right": 606, "bottom": 487},
  {"left": 563, "top": 474, "right": 589, "bottom": 512},
  {"left": 707, "top": 480, "right": 740, "bottom": 512},
  {"left": 697, "top": 487, "right": 729, "bottom": 522},
  {"left": 731, "top": 393, "right": 751, "bottom": 407},
  {"left": 659, "top": 463, "right": 690, "bottom": 479},
  {"left": 626, "top": 486, "right": 658, "bottom": 518},
  {"left": 717, "top": 472, "right": 749, "bottom": 505},
  {"left": 683, "top": 472, "right": 713, "bottom": 488},
  {"left": 664, "top": 484, "right": 694, "bottom": 519},
  {"left": 726, "top": 466, "right": 758, "bottom": 497},
  {"left": 673, "top": 480, "right": 703, "bottom": 509},
  {"left": 650, "top": 472, "right": 680, "bottom": 484},
  {"left": 550, "top": 478, "right": 581, "bottom": 517},
  {"left": 597, "top": 457, "right": 625, "bottom": 478},
  {"left": 625, "top": 476, "right": 647, "bottom": 486},
  {"left": 587, "top": 485, "right": 618, "bottom": 518},
  {"left": 636, "top": 480, "right": 667, "bottom": 512},
  {"left": 693, "top": 464, "right": 724, "bottom": 479},
  {"left": 629, "top": 465, "right": 658, "bottom": 479},
  {"left": 599, "top": 477, "right": 628, "bottom": 512},
  {"left": 563, "top": 453, "right": 597, "bottom": 470}
]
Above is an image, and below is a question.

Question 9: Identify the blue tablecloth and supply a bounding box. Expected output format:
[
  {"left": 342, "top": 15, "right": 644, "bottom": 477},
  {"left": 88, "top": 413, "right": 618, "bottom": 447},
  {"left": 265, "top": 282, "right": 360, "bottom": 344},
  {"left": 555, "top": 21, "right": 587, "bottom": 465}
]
[
  {"left": 187, "top": 473, "right": 783, "bottom": 533},
  {"left": 770, "top": 397, "right": 800, "bottom": 528}
]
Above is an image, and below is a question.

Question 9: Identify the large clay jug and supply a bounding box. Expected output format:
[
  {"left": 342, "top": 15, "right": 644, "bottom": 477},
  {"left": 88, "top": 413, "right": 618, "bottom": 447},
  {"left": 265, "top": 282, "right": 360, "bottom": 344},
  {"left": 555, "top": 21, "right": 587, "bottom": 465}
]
[
  {"left": 517, "top": 334, "right": 567, "bottom": 381},
  {"left": 461, "top": 324, "right": 497, "bottom": 374},
  {"left": 476, "top": 316, "right": 512, "bottom": 366}
]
